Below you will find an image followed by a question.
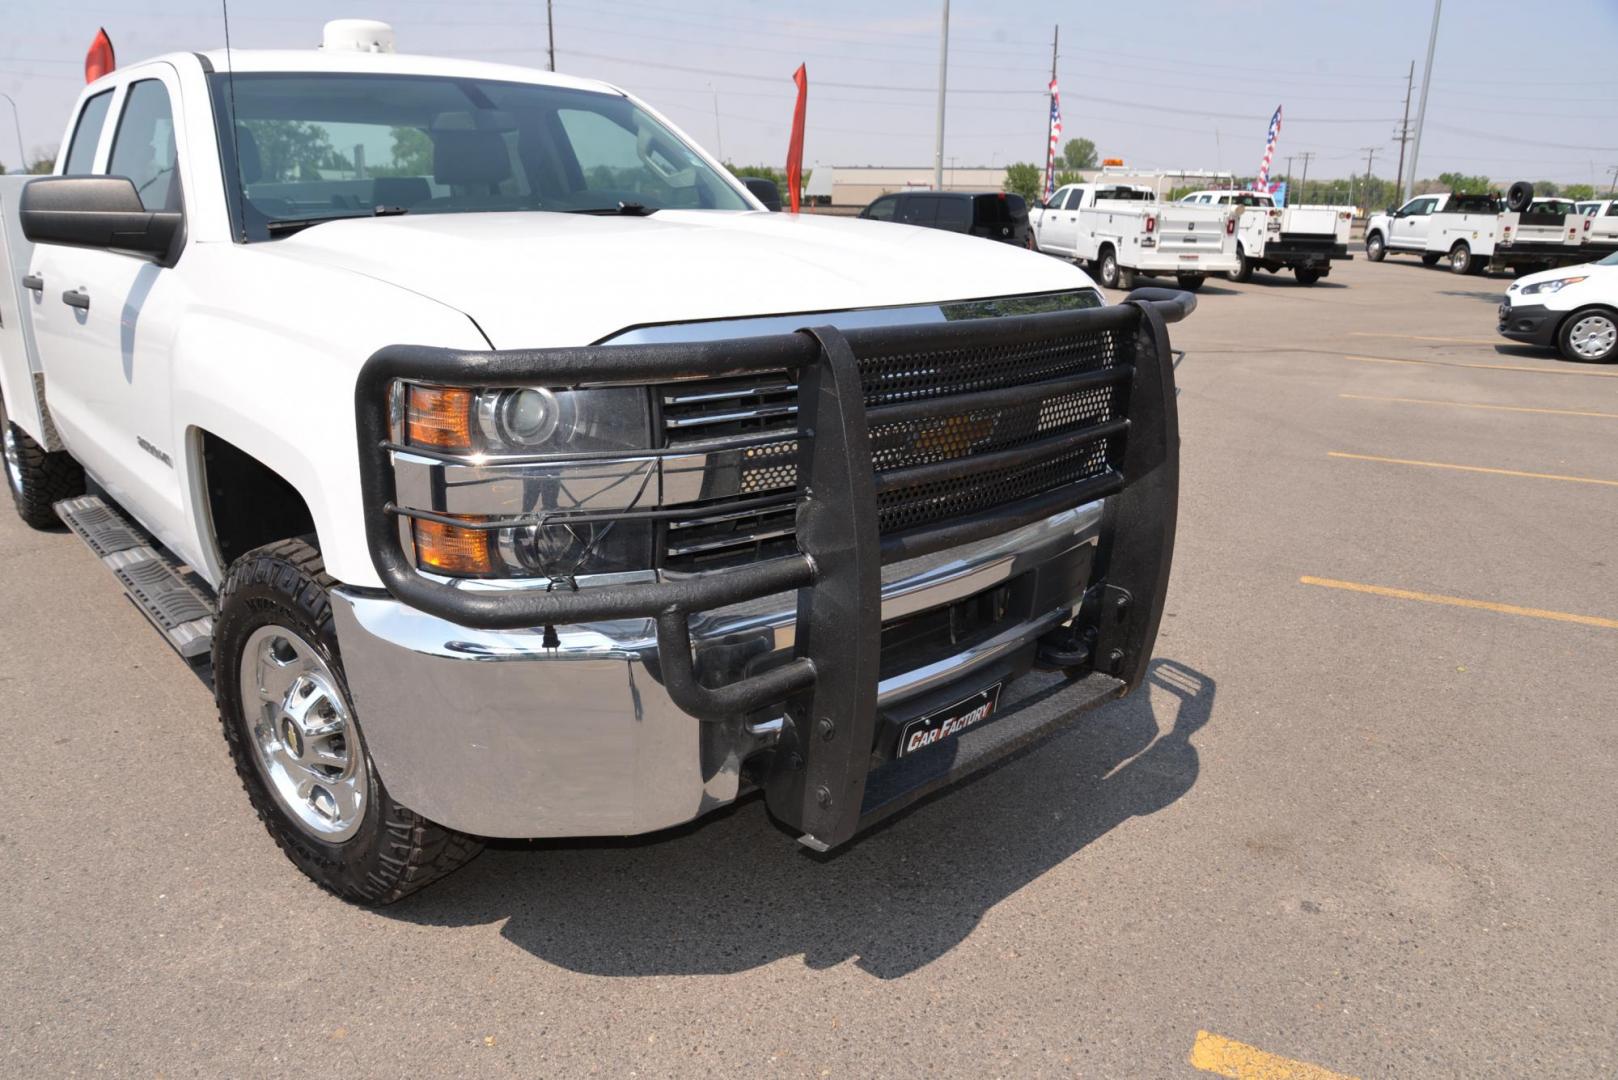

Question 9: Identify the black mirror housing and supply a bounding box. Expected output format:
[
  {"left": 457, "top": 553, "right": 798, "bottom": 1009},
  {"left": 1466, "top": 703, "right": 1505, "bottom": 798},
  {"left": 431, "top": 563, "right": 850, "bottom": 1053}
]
[
  {"left": 742, "top": 176, "right": 784, "bottom": 212},
  {"left": 19, "top": 176, "right": 182, "bottom": 258}
]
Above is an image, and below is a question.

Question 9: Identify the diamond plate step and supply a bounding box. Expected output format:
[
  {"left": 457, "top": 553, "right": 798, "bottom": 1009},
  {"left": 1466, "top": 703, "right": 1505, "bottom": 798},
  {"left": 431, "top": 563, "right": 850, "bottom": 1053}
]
[{"left": 55, "top": 495, "right": 216, "bottom": 661}]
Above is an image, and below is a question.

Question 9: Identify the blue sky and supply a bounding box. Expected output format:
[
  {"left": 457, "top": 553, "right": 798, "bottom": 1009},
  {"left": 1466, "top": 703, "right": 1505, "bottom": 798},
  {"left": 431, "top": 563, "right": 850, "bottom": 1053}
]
[{"left": 3, "top": 0, "right": 1616, "bottom": 186}]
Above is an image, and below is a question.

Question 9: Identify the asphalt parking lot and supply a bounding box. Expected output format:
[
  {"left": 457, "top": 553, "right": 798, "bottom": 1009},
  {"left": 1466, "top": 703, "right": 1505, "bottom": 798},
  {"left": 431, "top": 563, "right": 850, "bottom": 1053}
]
[{"left": 3, "top": 252, "right": 1615, "bottom": 1078}]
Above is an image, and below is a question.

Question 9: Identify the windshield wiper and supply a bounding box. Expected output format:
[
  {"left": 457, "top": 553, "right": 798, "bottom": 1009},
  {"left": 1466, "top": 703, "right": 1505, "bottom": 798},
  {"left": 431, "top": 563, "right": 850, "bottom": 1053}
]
[
  {"left": 567, "top": 201, "right": 658, "bottom": 217},
  {"left": 264, "top": 205, "right": 410, "bottom": 237}
]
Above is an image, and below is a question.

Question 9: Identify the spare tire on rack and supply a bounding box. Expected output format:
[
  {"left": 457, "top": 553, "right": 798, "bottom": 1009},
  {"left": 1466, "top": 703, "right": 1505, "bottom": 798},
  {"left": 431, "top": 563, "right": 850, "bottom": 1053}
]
[{"left": 1506, "top": 181, "right": 1534, "bottom": 213}]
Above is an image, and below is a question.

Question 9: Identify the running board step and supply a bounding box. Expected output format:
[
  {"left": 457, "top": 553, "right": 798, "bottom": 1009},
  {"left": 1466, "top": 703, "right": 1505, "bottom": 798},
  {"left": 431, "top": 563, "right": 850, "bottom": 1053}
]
[{"left": 55, "top": 495, "right": 216, "bottom": 661}]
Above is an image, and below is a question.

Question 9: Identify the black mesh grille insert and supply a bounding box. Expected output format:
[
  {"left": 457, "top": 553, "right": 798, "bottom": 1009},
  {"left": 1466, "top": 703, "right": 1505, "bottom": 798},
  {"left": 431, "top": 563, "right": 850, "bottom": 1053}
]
[{"left": 660, "top": 316, "right": 1131, "bottom": 572}]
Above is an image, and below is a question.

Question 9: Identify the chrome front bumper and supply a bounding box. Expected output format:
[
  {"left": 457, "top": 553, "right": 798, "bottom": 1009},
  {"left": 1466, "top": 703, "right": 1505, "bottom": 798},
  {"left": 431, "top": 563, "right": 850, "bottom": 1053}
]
[{"left": 330, "top": 503, "right": 1103, "bottom": 838}]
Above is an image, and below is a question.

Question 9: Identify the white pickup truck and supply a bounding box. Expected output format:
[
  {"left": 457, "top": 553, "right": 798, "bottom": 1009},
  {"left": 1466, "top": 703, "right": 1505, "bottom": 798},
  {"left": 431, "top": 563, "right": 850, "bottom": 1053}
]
[
  {"left": 1030, "top": 182, "right": 1238, "bottom": 291},
  {"left": 1422, "top": 188, "right": 1587, "bottom": 275},
  {"left": 1576, "top": 199, "right": 1618, "bottom": 254},
  {"left": 1364, "top": 192, "right": 1456, "bottom": 264},
  {"left": 0, "top": 22, "right": 1189, "bottom": 902},
  {"left": 1177, "top": 189, "right": 1352, "bottom": 285}
]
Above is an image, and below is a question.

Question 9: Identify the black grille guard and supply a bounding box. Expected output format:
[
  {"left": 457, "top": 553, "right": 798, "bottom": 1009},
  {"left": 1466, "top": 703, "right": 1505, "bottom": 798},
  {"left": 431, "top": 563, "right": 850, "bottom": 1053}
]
[{"left": 355, "top": 288, "right": 1187, "bottom": 849}]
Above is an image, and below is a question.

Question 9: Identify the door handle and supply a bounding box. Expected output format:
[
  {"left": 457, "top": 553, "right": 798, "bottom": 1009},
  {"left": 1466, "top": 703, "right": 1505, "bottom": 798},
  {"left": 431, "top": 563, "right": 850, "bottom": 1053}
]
[
  {"left": 22, "top": 273, "right": 43, "bottom": 293},
  {"left": 62, "top": 289, "right": 90, "bottom": 311}
]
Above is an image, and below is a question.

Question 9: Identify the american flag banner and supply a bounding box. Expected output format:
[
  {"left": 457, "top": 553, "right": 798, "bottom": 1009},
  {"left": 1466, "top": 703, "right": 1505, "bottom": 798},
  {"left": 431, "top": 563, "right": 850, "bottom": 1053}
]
[
  {"left": 1254, "top": 105, "right": 1282, "bottom": 190},
  {"left": 1044, "top": 78, "right": 1063, "bottom": 199}
]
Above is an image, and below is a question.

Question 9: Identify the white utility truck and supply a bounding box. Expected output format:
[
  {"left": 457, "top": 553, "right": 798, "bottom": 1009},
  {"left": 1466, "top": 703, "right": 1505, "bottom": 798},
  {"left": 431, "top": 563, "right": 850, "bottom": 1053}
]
[
  {"left": 1031, "top": 180, "right": 1237, "bottom": 291},
  {"left": 1177, "top": 189, "right": 1352, "bottom": 285},
  {"left": 1576, "top": 199, "right": 1618, "bottom": 253},
  {"left": 1422, "top": 185, "right": 1587, "bottom": 275},
  {"left": 0, "top": 21, "right": 1190, "bottom": 902}
]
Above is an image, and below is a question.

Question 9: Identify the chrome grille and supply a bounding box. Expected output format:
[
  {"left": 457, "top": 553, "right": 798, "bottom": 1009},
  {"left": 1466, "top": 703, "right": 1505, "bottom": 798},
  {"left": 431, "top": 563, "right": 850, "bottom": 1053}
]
[{"left": 660, "top": 314, "right": 1131, "bottom": 572}]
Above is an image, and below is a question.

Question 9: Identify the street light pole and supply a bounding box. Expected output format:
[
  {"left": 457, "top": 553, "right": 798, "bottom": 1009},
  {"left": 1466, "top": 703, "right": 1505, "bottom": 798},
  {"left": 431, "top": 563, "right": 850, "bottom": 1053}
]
[
  {"left": 0, "top": 92, "right": 25, "bottom": 173},
  {"left": 932, "top": 0, "right": 949, "bottom": 191},
  {"left": 1405, "top": 0, "right": 1442, "bottom": 203}
]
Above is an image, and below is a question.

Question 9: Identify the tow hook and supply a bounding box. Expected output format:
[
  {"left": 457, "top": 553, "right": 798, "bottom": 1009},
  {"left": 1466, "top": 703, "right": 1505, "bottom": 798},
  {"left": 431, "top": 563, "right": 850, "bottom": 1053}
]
[{"left": 1036, "top": 623, "right": 1091, "bottom": 670}]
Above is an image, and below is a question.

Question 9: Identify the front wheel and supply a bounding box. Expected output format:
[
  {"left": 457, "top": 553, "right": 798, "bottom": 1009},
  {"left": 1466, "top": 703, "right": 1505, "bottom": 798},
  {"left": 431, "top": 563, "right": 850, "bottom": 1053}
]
[
  {"left": 213, "top": 538, "right": 483, "bottom": 904},
  {"left": 0, "top": 391, "right": 84, "bottom": 529},
  {"left": 1295, "top": 267, "right": 1322, "bottom": 286},
  {"left": 1558, "top": 308, "right": 1618, "bottom": 363},
  {"left": 1024, "top": 229, "right": 1040, "bottom": 253},
  {"left": 1365, "top": 232, "right": 1386, "bottom": 262},
  {"left": 1176, "top": 273, "right": 1206, "bottom": 292}
]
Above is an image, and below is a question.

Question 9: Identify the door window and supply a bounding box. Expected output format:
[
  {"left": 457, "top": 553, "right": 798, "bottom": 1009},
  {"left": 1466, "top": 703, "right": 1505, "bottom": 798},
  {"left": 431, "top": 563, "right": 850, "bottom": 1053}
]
[
  {"left": 108, "top": 79, "right": 179, "bottom": 211},
  {"left": 935, "top": 197, "right": 970, "bottom": 230},
  {"left": 899, "top": 196, "right": 937, "bottom": 225},
  {"left": 1402, "top": 198, "right": 1437, "bottom": 216},
  {"left": 864, "top": 195, "right": 897, "bottom": 221},
  {"left": 1062, "top": 188, "right": 1084, "bottom": 210},
  {"left": 62, "top": 91, "right": 114, "bottom": 175}
]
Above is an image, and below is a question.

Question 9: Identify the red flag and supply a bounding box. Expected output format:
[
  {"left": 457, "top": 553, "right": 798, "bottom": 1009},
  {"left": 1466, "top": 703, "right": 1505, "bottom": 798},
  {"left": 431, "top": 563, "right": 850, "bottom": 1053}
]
[
  {"left": 785, "top": 64, "right": 807, "bottom": 213},
  {"left": 85, "top": 28, "right": 116, "bottom": 83}
]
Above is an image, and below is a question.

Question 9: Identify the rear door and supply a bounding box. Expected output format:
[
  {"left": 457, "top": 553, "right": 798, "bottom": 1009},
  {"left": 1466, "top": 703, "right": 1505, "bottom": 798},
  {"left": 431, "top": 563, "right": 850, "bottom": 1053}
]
[
  {"left": 897, "top": 194, "right": 939, "bottom": 229},
  {"left": 933, "top": 196, "right": 972, "bottom": 234},
  {"left": 29, "top": 68, "right": 191, "bottom": 545}
]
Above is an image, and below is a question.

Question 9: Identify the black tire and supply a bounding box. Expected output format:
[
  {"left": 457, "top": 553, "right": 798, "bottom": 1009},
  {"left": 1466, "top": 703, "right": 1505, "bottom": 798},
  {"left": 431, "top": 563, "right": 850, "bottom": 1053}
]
[
  {"left": 1175, "top": 273, "right": 1206, "bottom": 292},
  {"left": 1117, "top": 266, "right": 1137, "bottom": 290},
  {"left": 1506, "top": 181, "right": 1533, "bottom": 213},
  {"left": 1421, "top": 253, "right": 1443, "bottom": 266},
  {"left": 1365, "top": 231, "right": 1386, "bottom": 262},
  {"left": 1024, "top": 229, "right": 1039, "bottom": 253},
  {"left": 1449, "top": 241, "right": 1475, "bottom": 275},
  {"left": 1295, "top": 267, "right": 1322, "bottom": 286},
  {"left": 1227, "top": 246, "right": 1253, "bottom": 282},
  {"left": 1097, "top": 246, "right": 1121, "bottom": 289},
  {"left": 1556, "top": 307, "right": 1618, "bottom": 364},
  {"left": 213, "top": 538, "right": 483, "bottom": 904},
  {"left": 0, "top": 391, "right": 84, "bottom": 529}
]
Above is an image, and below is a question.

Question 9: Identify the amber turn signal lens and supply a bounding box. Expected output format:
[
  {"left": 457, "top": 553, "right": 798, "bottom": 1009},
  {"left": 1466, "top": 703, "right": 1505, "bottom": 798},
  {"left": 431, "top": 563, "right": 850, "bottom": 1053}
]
[
  {"left": 413, "top": 518, "right": 496, "bottom": 576},
  {"left": 406, "top": 385, "right": 475, "bottom": 450}
]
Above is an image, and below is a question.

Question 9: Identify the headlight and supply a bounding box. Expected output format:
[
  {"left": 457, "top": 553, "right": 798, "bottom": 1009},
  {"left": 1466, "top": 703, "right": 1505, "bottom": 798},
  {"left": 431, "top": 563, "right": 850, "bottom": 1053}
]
[
  {"left": 402, "top": 383, "right": 651, "bottom": 456},
  {"left": 1519, "top": 276, "right": 1586, "bottom": 295},
  {"left": 413, "top": 516, "right": 656, "bottom": 580}
]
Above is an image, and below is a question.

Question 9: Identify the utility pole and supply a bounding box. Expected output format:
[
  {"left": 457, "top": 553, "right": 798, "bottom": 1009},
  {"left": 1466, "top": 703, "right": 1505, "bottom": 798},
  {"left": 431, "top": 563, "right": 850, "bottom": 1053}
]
[
  {"left": 1393, "top": 60, "right": 1414, "bottom": 194},
  {"left": 546, "top": 0, "right": 556, "bottom": 71},
  {"left": 1607, "top": 164, "right": 1618, "bottom": 195},
  {"left": 1361, "top": 146, "right": 1379, "bottom": 206},
  {"left": 1405, "top": 0, "right": 1441, "bottom": 203},
  {"left": 0, "top": 92, "right": 24, "bottom": 173},
  {"left": 932, "top": 0, "right": 949, "bottom": 192},
  {"left": 1296, "top": 151, "right": 1315, "bottom": 203},
  {"left": 1283, "top": 154, "right": 1295, "bottom": 194},
  {"left": 709, "top": 84, "right": 723, "bottom": 162}
]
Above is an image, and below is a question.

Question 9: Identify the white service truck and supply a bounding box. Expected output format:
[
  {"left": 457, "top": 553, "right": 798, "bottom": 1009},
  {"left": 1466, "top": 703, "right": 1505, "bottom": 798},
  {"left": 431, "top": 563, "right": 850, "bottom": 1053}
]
[
  {"left": 1030, "top": 182, "right": 1238, "bottom": 291},
  {"left": 1422, "top": 186, "right": 1587, "bottom": 275},
  {"left": 1575, "top": 199, "right": 1618, "bottom": 253},
  {"left": 0, "top": 21, "right": 1190, "bottom": 902},
  {"left": 1178, "top": 189, "right": 1352, "bottom": 285}
]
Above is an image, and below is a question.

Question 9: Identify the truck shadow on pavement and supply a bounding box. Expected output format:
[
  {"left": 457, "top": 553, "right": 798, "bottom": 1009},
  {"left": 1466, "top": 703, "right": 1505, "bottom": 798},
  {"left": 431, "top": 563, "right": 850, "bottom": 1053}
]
[{"left": 393, "top": 658, "right": 1214, "bottom": 980}]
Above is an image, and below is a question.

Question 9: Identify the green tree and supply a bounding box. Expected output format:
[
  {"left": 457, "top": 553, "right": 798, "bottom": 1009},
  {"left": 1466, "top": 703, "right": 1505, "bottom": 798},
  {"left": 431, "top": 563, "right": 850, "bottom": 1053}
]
[
  {"left": 1003, "top": 161, "right": 1041, "bottom": 202},
  {"left": 1062, "top": 137, "right": 1097, "bottom": 170},
  {"left": 243, "top": 120, "right": 344, "bottom": 182},
  {"left": 1053, "top": 169, "right": 1087, "bottom": 188},
  {"left": 1435, "top": 171, "right": 1492, "bottom": 195},
  {"left": 1563, "top": 183, "right": 1596, "bottom": 201},
  {"left": 26, "top": 149, "right": 54, "bottom": 174}
]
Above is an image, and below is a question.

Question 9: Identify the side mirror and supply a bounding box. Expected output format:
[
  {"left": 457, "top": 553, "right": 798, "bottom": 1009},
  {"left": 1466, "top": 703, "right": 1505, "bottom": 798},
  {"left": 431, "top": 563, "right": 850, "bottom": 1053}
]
[
  {"left": 19, "top": 176, "right": 182, "bottom": 258},
  {"left": 1386, "top": 206, "right": 1400, "bottom": 217},
  {"left": 742, "top": 177, "right": 783, "bottom": 212}
]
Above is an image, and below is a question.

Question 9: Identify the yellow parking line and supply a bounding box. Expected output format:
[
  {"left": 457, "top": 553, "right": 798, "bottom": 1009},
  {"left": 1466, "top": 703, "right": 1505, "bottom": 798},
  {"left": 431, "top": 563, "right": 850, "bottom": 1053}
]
[
  {"left": 1300, "top": 577, "right": 1618, "bottom": 630},
  {"left": 1328, "top": 450, "right": 1618, "bottom": 488},
  {"left": 1348, "top": 330, "right": 1503, "bottom": 346},
  {"left": 1344, "top": 353, "right": 1618, "bottom": 378},
  {"left": 1189, "top": 1031, "right": 1358, "bottom": 1080},
  {"left": 1339, "top": 393, "right": 1618, "bottom": 420}
]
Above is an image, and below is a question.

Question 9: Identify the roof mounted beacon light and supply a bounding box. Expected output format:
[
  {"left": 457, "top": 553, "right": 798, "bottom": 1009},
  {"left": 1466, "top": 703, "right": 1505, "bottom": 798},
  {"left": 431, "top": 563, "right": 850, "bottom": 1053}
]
[{"left": 320, "top": 19, "right": 397, "bottom": 54}]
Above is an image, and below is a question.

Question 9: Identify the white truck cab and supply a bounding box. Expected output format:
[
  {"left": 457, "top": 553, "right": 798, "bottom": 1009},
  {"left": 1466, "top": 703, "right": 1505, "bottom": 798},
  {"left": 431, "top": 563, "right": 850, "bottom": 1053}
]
[
  {"left": 0, "top": 24, "right": 1189, "bottom": 902},
  {"left": 1364, "top": 193, "right": 1453, "bottom": 262},
  {"left": 1031, "top": 179, "right": 1237, "bottom": 291},
  {"left": 1178, "top": 189, "right": 1351, "bottom": 285}
]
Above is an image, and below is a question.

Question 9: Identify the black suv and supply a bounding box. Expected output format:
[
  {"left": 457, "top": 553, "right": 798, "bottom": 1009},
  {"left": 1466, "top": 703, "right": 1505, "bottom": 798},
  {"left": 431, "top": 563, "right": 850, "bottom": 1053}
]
[{"left": 859, "top": 191, "right": 1030, "bottom": 246}]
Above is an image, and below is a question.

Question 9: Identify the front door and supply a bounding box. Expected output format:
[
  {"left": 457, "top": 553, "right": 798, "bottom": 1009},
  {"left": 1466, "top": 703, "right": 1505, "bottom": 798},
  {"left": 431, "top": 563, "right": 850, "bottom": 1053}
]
[
  {"left": 29, "top": 68, "right": 190, "bottom": 545},
  {"left": 1389, "top": 196, "right": 1438, "bottom": 249}
]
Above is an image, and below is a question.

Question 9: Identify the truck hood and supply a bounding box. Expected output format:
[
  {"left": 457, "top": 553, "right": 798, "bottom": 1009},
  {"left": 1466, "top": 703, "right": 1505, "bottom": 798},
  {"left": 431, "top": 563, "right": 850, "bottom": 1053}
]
[{"left": 265, "top": 210, "right": 1097, "bottom": 347}]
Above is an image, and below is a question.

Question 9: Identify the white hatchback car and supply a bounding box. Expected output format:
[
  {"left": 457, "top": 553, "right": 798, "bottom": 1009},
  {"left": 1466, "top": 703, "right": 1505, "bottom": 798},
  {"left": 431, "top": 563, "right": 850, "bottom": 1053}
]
[{"left": 1498, "top": 251, "right": 1618, "bottom": 363}]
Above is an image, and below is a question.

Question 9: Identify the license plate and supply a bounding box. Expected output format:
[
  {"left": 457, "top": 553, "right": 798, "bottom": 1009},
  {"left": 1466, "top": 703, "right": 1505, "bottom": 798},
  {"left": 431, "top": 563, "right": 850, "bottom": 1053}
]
[{"left": 897, "top": 683, "right": 1003, "bottom": 757}]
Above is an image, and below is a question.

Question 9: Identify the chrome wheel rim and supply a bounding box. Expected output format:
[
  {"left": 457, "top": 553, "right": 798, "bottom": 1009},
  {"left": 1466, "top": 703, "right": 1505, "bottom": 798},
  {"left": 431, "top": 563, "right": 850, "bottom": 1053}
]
[
  {"left": 1, "top": 403, "right": 22, "bottom": 496},
  {"left": 240, "top": 626, "right": 367, "bottom": 841},
  {"left": 1568, "top": 314, "right": 1617, "bottom": 360},
  {"left": 1102, "top": 255, "right": 1116, "bottom": 285},
  {"left": 1367, "top": 236, "right": 1382, "bottom": 256}
]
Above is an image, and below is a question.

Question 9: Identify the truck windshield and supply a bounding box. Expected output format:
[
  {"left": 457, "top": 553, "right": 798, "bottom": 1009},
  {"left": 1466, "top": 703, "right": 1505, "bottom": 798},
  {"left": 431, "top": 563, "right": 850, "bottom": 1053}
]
[{"left": 208, "top": 72, "right": 749, "bottom": 240}]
